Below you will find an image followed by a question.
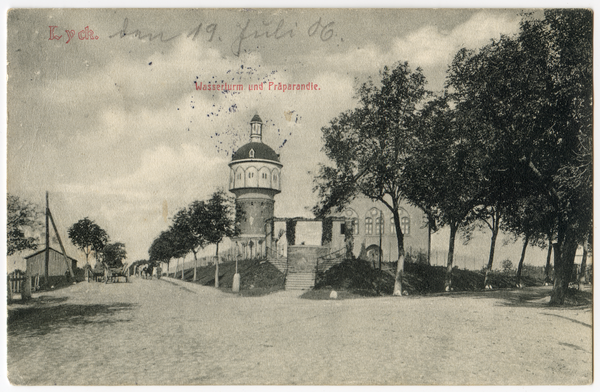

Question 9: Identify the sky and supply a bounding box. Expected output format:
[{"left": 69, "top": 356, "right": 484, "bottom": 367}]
[{"left": 7, "top": 7, "right": 562, "bottom": 269}]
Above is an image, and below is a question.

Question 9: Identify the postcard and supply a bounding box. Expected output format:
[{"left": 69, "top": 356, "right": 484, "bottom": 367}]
[{"left": 6, "top": 8, "right": 593, "bottom": 386}]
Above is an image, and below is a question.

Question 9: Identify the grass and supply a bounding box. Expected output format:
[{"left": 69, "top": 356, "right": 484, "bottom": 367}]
[
  {"left": 163, "top": 257, "right": 553, "bottom": 300},
  {"left": 309, "top": 258, "right": 547, "bottom": 299},
  {"left": 166, "top": 258, "right": 285, "bottom": 296}
]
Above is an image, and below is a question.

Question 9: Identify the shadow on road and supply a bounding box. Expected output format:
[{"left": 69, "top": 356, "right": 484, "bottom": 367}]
[
  {"left": 422, "top": 286, "right": 592, "bottom": 309},
  {"left": 8, "top": 300, "right": 135, "bottom": 337}
]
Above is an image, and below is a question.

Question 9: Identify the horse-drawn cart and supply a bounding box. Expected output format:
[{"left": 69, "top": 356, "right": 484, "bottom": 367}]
[
  {"left": 85, "top": 264, "right": 105, "bottom": 283},
  {"left": 104, "top": 262, "right": 129, "bottom": 283}
]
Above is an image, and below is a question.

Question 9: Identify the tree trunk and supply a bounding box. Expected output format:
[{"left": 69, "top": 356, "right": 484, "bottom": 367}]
[
  {"left": 515, "top": 234, "right": 530, "bottom": 288},
  {"left": 215, "top": 242, "right": 220, "bottom": 288},
  {"left": 550, "top": 226, "right": 578, "bottom": 305},
  {"left": 445, "top": 222, "right": 458, "bottom": 291},
  {"left": 193, "top": 252, "right": 198, "bottom": 282},
  {"left": 392, "top": 203, "right": 405, "bottom": 296},
  {"left": 483, "top": 212, "right": 500, "bottom": 288},
  {"left": 579, "top": 239, "right": 588, "bottom": 287},
  {"left": 544, "top": 237, "right": 552, "bottom": 283},
  {"left": 181, "top": 257, "right": 185, "bottom": 280}
]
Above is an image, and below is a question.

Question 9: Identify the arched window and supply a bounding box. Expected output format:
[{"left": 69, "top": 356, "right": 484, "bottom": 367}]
[
  {"left": 401, "top": 216, "right": 410, "bottom": 236},
  {"left": 390, "top": 217, "right": 395, "bottom": 233},
  {"left": 352, "top": 218, "right": 359, "bottom": 234},
  {"left": 365, "top": 217, "right": 373, "bottom": 235},
  {"left": 249, "top": 149, "right": 255, "bottom": 158},
  {"left": 375, "top": 216, "right": 384, "bottom": 235},
  {"left": 367, "top": 208, "right": 382, "bottom": 236},
  {"left": 248, "top": 172, "right": 254, "bottom": 178}
]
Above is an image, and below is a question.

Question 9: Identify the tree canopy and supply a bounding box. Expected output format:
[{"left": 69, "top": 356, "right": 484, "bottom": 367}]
[
  {"left": 444, "top": 10, "right": 592, "bottom": 303},
  {"left": 7, "top": 194, "right": 43, "bottom": 256},
  {"left": 313, "top": 10, "right": 592, "bottom": 304},
  {"left": 68, "top": 217, "right": 109, "bottom": 266}
]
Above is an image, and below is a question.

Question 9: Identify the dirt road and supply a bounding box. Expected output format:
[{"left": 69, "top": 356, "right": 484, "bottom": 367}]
[{"left": 7, "top": 277, "right": 592, "bottom": 385}]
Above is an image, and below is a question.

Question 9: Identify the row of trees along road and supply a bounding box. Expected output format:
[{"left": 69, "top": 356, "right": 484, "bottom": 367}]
[
  {"left": 68, "top": 217, "right": 127, "bottom": 268},
  {"left": 148, "top": 190, "right": 240, "bottom": 287},
  {"left": 313, "top": 10, "right": 592, "bottom": 305}
]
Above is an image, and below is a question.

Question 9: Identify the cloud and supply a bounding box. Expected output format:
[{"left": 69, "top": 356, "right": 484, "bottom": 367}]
[{"left": 391, "top": 11, "right": 521, "bottom": 90}]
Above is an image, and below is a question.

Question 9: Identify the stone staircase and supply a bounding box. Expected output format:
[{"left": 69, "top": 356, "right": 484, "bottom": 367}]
[
  {"left": 285, "top": 272, "right": 315, "bottom": 291},
  {"left": 267, "top": 257, "right": 288, "bottom": 274}
]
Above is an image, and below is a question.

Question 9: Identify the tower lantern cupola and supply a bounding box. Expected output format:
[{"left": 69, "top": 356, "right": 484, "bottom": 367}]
[{"left": 250, "top": 114, "right": 263, "bottom": 143}]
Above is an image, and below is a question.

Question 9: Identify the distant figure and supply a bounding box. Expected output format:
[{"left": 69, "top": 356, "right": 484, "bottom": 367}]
[
  {"left": 141, "top": 266, "right": 147, "bottom": 279},
  {"left": 147, "top": 264, "right": 154, "bottom": 280}
]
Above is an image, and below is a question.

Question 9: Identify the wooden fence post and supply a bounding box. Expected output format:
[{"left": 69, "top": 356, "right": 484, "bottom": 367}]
[
  {"left": 22, "top": 270, "right": 32, "bottom": 300},
  {"left": 7, "top": 274, "right": 13, "bottom": 302}
]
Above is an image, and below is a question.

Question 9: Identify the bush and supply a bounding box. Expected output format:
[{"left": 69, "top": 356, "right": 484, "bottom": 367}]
[{"left": 501, "top": 259, "right": 513, "bottom": 274}]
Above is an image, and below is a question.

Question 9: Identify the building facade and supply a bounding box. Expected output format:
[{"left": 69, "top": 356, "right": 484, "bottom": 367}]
[{"left": 328, "top": 197, "right": 430, "bottom": 264}]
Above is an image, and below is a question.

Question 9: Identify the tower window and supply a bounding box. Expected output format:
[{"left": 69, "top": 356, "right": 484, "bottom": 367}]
[
  {"left": 249, "top": 149, "right": 255, "bottom": 158},
  {"left": 262, "top": 173, "right": 268, "bottom": 179},
  {"left": 237, "top": 173, "right": 241, "bottom": 180},
  {"left": 248, "top": 172, "right": 254, "bottom": 178}
]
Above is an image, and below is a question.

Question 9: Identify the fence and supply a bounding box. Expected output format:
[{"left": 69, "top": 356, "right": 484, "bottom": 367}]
[
  {"left": 7, "top": 271, "right": 40, "bottom": 297},
  {"left": 429, "top": 250, "right": 487, "bottom": 270}
]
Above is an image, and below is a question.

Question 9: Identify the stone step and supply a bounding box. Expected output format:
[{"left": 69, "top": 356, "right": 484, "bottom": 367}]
[
  {"left": 267, "top": 259, "right": 288, "bottom": 274},
  {"left": 285, "top": 273, "right": 315, "bottom": 290}
]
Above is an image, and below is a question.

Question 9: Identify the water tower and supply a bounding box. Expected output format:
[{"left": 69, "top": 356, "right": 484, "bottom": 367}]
[{"left": 229, "top": 114, "right": 282, "bottom": 258}]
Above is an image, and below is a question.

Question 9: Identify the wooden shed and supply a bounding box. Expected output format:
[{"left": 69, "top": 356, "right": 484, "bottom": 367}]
[{"left": 24, "top": 247, "right": 78, "bottom": 285}]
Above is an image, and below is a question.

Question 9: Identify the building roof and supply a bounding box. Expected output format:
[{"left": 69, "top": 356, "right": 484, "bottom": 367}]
[
  {"left": 250, "top": 114, "right": 262, "bottom": 123},
  {"left": 24, "top": 246, "right": 78, "bottom": 262},
  {"left": 232, "top": 142, "right": 280, "bottom": 162}
]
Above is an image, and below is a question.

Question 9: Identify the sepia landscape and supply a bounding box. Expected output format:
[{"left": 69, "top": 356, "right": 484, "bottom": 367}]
[{"left": 6, "top": 8, "right": 592, "bottom": 385}]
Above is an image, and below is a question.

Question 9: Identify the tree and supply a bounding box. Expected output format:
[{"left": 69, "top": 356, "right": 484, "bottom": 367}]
[
  {"left": 443, "top": 10, "right": 592, "bottom": 304},
  {"left": 91, "top": 224, "right": 109, "bottom": 264},
  {"left": 7, "top": 194, "right": 43, "bottom": 256},
  {"left": 405, "top": 96, "right": 484, "bottom": 291},
  {"left": 204, "top": 190, "right": 240, "bottom": 288},
  {"left": 172, "top": 201, "right": 209, "bottom": 281},
  {"left": 68, "top": 217, "right": 109, "bottom": 267},
  {"left": 501, "top": 259, "right": 513, "bottom": 274},
  {"left": 102, "top": 242, "right": 127, "bottom": 268},
  {"left": 149, "top": 229, "right": 187, "bottom": 275},
  {"left": 313, "top": 62, "right": 429, "bottom": 296}
]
